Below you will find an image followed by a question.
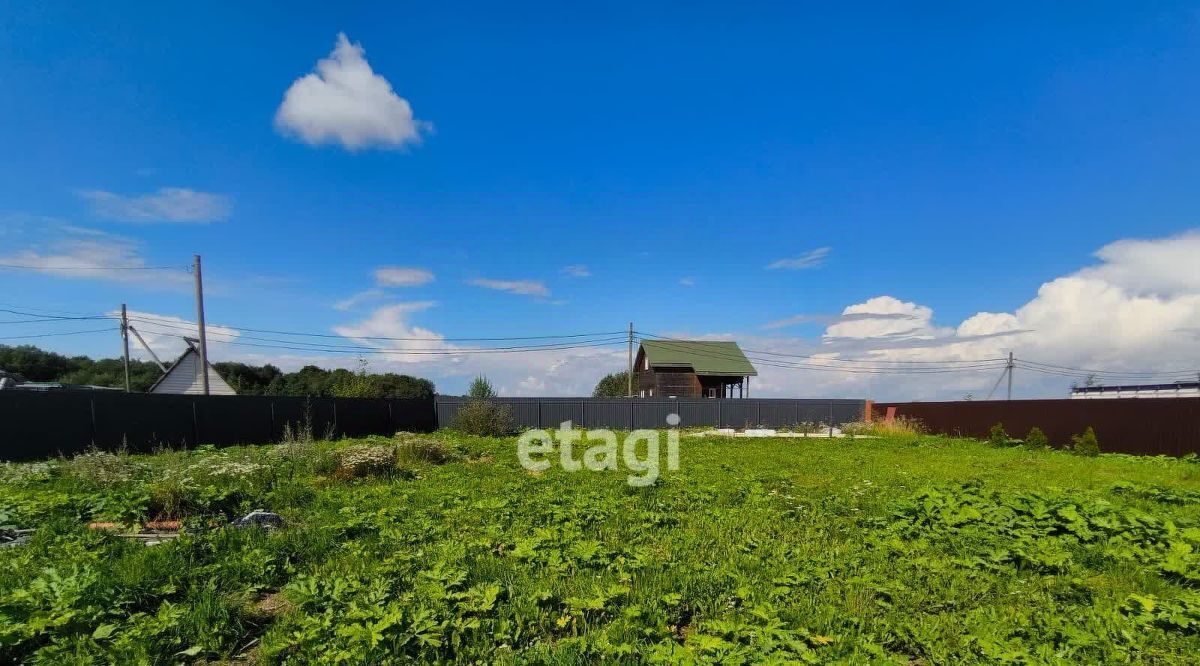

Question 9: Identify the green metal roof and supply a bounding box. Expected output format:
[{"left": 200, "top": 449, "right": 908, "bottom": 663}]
[{"left": 639, "top": 340, "right": 757, "bottom": 376}]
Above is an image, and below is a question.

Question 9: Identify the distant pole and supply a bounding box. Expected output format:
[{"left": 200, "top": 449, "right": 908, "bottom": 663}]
[
  {"left": 120, "top": 303, "right": 130, "bottom": 393},
  {"left": 1006, "top": 351, "right": 1014, "bottom": 401},
  {"left": 627, "top": 322, "right": 634, "bottom": 397},
  {"left": 193, "top": 255, "right": 210, "bottom": 395}
]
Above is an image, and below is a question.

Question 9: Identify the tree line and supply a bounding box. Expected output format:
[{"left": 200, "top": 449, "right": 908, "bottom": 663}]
[{"left": 0, "top": 344, "right": 435, "bottom": 399}]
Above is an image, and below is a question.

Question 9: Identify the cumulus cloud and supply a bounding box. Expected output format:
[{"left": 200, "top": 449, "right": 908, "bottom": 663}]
[
  {"left": 374, "top": 266, "right": 434, "bottom": 287},
  {"left": 823, "top": 296, "right": 947, "bottom": 340},
  {"left": 763, "top": 311, "right": 921, "bottom": 331},
  {"left": 275, "top": 33, "right": 430, "bottom": 150},
  {"left": 467, "top": 278, "right": 551, "bottom": 298},
  {"left": 78, "top": 188, "right": 231, "bottom": 223},
  {"left": 562, "top": 264, "right": 591, "bottom": 278},
  {"left": 766, "top": 247, "right": 831, "bottom": 270}
]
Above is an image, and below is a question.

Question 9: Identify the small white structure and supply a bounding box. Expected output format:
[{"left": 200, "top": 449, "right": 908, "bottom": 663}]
[
  {"left": 147, "top": 339, "right": 237, "bottom": 395},
  {"left": 1070, "top": 382, "right": 1199, "bottom": 399}
]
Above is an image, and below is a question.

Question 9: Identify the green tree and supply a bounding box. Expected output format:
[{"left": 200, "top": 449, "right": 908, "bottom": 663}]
[
  {"left": 467, "top": 375, "right": 497, "bottom": 399},
  {"left": 593, "top": 370, "right": 635, "bottom": 397}
]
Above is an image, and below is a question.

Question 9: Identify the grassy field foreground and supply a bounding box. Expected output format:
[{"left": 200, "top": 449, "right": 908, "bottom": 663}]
[{"left": 2, "top": 431, "right": 1200, "bottom": 664}]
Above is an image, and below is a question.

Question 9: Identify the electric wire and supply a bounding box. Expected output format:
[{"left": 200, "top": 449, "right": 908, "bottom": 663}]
[{"left": 0, "top": 327, "right": 116, "bottom": 340}]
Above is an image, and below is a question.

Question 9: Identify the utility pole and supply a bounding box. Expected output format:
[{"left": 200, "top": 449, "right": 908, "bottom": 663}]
[
  {"left": 193, "top": 255, "right": 210, "bottom": 395},
  {"left": 627, "top": 322, "right": 634, "bottom": 397},
  {"left": 1006, "top": 351, "right": 1014, "bottom": 401},
  {"left": 120, "top": 303, "right": 130, "bottom": 393}
]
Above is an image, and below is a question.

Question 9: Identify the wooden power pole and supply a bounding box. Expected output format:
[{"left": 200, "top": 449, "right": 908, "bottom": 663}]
[
  {"left": 193, "top": 255, "right": 210, "bottom": 395},
  {"left": 627, "top": 322, "right": 634, "bottom": 397},
  {"left": 120, "top": 303, "right": 130, "bottom": 392}
]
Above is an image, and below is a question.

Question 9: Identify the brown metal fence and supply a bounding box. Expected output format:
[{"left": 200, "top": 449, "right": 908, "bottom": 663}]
[{"left": 872, "top": 398, "right": 1200, "bottom": 456}]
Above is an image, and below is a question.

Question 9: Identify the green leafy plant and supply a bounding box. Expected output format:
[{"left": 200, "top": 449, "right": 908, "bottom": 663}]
[
  {"left": 987, "top": 423, "right": 1011, "bottom": 447},
  {"left": 1025, "top": 426, "right": 1049, "bottom": 449},
  {"left": 1072, "top": 426, "right": 1101, "bottom": 456},
  {"left": 451, "top": 400, "right": 514, "bottom": 437}
]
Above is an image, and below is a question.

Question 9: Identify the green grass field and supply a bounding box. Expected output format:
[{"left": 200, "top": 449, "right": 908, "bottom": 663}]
[{"left": 2, "top": 431, "right": 1200, "bottom": 664}]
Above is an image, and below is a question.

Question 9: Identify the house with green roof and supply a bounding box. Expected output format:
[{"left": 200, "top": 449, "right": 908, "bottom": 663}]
[{"left": 634, "top": 340, "right": 757, "bottom": 398}]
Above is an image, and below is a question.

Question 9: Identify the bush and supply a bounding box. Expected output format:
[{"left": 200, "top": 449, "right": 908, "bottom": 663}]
[
  {"left": 61, "top": 449, "right": 146, "bottom": 486},
  {"left": 1025, "top": 427, "right": 1049, "bottom": 450},
  {"left": 988, "top": 423, "right": 1011, "bottom": 447},
  {"left": 1071, "top": 427, "right": 1101, "bottom": 457},
  {"left": 334, "top": 445, "right": 398, "bottom": 479},
  {"left": 395, "top": 432, "right": 463, "bottom": 465},
  {"left": 452, "top": 399, "right": 514, "bottom": 437}
]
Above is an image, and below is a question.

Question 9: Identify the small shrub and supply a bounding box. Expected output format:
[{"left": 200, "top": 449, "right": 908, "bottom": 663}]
[
  {"left": 395, "top": 432, "right": 462, "bottom": 465},
  {"left": 452, "top": 399, "right": 515, "bottom": 437},
  {"left": 61, "top": 449, "right": 145, "bottom": 486},
  {"left": 1025, "top": 427, "right": 1049, "bottom": 450},
  {"left": 988, "top": 423, "right": 1011, "bottom": 447},
  {"left": 841, "top": 416, "right": 924, "bottom": 437},
  {"left": 1071, "top": 427, "right": 1101, "bottom": 457},
  {"left": 334, "top": 445, "right": 398, "bottom": 479}
]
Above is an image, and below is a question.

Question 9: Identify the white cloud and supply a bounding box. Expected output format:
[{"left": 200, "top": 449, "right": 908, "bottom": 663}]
[
  {"left": 766, "top": 247, "right": 831, "bottom": 270},
  {"left": 0, "top": 227, "right": 190, "bottom": 288},
  {"left": 374, "top": 266, "right": 434, "bottom": 287},
  {"left": 679, "top": 276, "right": 695, "bottom": 287},
  {"left": 331, "top": 302, "right": 452, "bottom": 364},
  {"left": 762, "top": 311, "right": 920, "bottom": 330},
  {"left": 78, "top": 188, "right": 231, "bottom": 223},
  {"left": 824, "top": 296, "right": 945, "bottom": 340},
  {"left": 562, "top": 264, "right": 591, "bottom": 278},
  {"left": 333, "top": 288, "right": 387, "bottom": 311},
  {"left": 467, "top": 278, "right": 551, "bottom": 298},
  {"left": 275, "top": 33, "right": 430, "bottom": 150}
]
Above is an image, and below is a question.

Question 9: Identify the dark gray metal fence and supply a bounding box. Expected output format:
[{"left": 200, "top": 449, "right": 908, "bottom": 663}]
[
  {"left": 0, "top": 392, "right": 436, "bottom": 462},
  {"left": 436, "top": 397, "right": 866, "bottom": 430},
  {"left": 0, "top": 393, "right": 866, "bottom": 462}
]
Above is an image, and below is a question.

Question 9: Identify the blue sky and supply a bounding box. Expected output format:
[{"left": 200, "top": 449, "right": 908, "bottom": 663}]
[{"left": 2, "top": 3, "right": 1200, "bottom": 397}]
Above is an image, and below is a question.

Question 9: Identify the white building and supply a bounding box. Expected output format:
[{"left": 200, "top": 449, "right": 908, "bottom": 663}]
[
  {"left": 147, "top": 339, "right": 237, "bottom": 395},
  {"left": 1070, "top": 382, "right": 1199, "bottom": 399}
]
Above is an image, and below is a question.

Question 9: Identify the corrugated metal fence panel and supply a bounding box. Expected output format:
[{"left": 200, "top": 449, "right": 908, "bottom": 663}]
[
  {"left": 196, "top": 395, "right": 274, "bottom": 446},
  {"left": 0, "top": 393, "right": 439, "bottom": 462},
  {"left": 540, "top": 401, "right": 584, "bottom": 429},
  {"left": 433, "top": 397, "right": 867, "bottom": 431},
  {"left": 875, "top": 398, "right": 1200, "bottom": 456},
  {"left": 92, "top": 393, "right": 197, "bottom": 450},
  {"left": 585, "top": 401, "right": 634, "bottom": 430},
  {"left": 719, "top": 402, "right": 755, "bottom": 428},
  {"left": 0, "top": 391, "right": 95, "bottom": 459}
]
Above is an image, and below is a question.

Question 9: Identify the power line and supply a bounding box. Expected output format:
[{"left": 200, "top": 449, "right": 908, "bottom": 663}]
[
  {"left": 128, "top": 320, "right": 628, "bottom": 355},
  {"left": 1016, "top": 361, "right": 1196, "bottom": 380},
  {"left": 127, "top": 315, "right": 624, "bottom": 343},
  {"left": 0, "top": 263, "right": 187, "bottom": 271},
  {"left": 0, "top": 327, "right": 116, "bottom": 340}
]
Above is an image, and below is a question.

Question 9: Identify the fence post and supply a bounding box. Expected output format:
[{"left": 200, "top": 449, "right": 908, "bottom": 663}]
[
  {"left": 89, "top": 396, "right": 97, "bottom": 447},
  {"left": 192, "top": 401, "right": 200, "bottom": 447}
]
